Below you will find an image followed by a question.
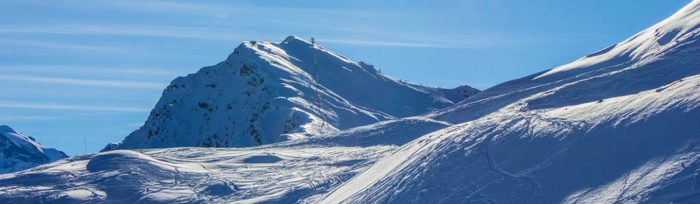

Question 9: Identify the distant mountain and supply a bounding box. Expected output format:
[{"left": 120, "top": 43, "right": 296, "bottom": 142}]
[
  {"left": 438, "top": 85, "right": 480, "bottom": 104},
  {"left": 107, "top": 36, "right": 477, "bottom": 150},
  {"left": 0, "top": 125, "right": 67, "bottom": 174}
]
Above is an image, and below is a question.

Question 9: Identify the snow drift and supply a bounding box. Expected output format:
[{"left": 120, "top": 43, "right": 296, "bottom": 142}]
[{"left": 0, "top": 140, "right": 396, "bottom": 203}]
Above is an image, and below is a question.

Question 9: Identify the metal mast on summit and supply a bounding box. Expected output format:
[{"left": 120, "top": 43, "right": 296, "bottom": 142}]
[{"left": 311, "top": 37, "right": 327, "bottom": 134}]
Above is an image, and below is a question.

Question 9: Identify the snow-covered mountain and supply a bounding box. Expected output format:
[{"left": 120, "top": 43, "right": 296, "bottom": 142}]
[
  {"left": 0, "top": 125, "right": 67, "bottom": 174},
  {"left": 3, "top": 1, "right": 700, "bottom": 203},
  {"left": 108, "top": 36, "right": 476, "bottom": 150},
  {"left": 323, "top": 1, "right": 700, "bottom": 203}
]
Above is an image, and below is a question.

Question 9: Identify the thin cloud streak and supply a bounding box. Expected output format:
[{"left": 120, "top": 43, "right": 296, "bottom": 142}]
[
  {"left": 0, "top": 24, "right": 472, "bottom": 48},
  {"left": 0, "top": 38, "right": 126, "bottom": 51},
  {"left": 125, "top": 122, "right": 145, "bottom": 128},
  {"left": 0, "top": 24, "right": 246, "bottom": 41},
  {"left": 0, "top": 75, "right": 165, "bottom": 90},
  {"left": 89, "top": 0, "right": 390, "bottom": 19},
  {"left": 0, "top": 65, "right": 180, "bottom": 78},
  {"left": 0, "top": 115, "right": 62, "bottom": 122},
  {"left": 0, "top": 24, "right": 575, "bottom": 49},
  {"left": 321, "top": 39, "right": 464, "bottom": 48},
  {"left": 4, "top": 25, "right": 593, "bottom": 51},
  {"left": 1, "top": 2, "right": 606, "bottom": 51},
  {"left": 0, "top": 101, "right": 150, "bottom": 113}
]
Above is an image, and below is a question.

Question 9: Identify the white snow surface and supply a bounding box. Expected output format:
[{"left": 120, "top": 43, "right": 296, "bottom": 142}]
[
  {"left": 0, "top": 117, "right": 437, "bottom": 203},
  {"left": 0, "top": 122, "right": 410, "bottom": 203},
  {"left": 538, "top": 0, "right": 700, "bottom": 79},
  {"left": 4, "top": 1, "right": 700, "bottom": 203},
  {"left": 110, "top": 36, "right": 475, "bottom": 150},
  {"left": 322, "top": 1, "right": 700, "bottom": 203},
  {"left": 0, "top": 125, "right": 67, "bottom": 174}
]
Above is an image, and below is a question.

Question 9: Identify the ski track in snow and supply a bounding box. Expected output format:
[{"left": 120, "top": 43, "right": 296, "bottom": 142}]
[
  {"left": 0, "top": 144, "right": 395, "bottom": 203},
  {"left": 320, "top": 1, "right": 700, "bottom": 203}
]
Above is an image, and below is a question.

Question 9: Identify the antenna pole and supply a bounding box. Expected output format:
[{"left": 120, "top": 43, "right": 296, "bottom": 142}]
[{"left": 311, "top": 37, "right": 326, "bottom": 134}]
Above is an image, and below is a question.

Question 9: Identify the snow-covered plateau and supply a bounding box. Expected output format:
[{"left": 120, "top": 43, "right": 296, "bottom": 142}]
[{"left": 3, "top": 1, "right": 700, "bottom": 203}]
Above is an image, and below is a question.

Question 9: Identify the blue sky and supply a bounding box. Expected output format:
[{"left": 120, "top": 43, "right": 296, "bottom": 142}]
[{"left": 0, "top": 0, "right": 691, "bottom": 155}]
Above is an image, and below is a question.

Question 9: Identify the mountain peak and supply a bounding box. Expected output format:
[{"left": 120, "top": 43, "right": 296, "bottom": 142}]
[
  {"left": 111, "top": 36, "right": 475, "bottom": 150},
  {"left": 281, "top": 35, "right": 312, "bottom": 45},
  {"left": 0, "top": 125, "right": 16, "bottom": 134}
]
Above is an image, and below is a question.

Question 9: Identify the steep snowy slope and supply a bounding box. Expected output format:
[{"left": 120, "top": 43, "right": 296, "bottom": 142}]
[
  {"left": 322, "top": 1, "right": 700, "bottom": 203},
  {"left": 433, "top": 0, "right": 700, "bottom": 124},
  {"left": 0, "top": 125, "right": 67, "bottom": 174},
  {"left": 110, "top": 36, "right": 475, "bottom": 150}
]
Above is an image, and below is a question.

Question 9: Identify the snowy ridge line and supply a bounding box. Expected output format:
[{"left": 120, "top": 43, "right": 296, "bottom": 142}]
[
  {"left": 108, "top": 35, "right": 478, "bottom": 150},
  {"left": 537, "top": 0, "right": 700, "bottom": 79}
]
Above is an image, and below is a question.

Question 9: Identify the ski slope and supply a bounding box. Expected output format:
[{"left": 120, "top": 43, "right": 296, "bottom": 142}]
[
  {"left": 3, "top": 1, "right": 700, "bottom": 203},
  {"left": 0, "top": 117, "right": 449, "bottom": 203},
  {"left": 323, "top": 1, "right": 700, "bottom": 203},
  {"left": 0, "top": 145, "right": 395, "bottom": 203}
]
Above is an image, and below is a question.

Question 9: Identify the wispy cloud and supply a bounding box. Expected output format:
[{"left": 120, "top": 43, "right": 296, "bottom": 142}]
[
  {"left": 0, "top": 115, "right": 62, "bottom": 122},
  {"left": 80, "top": 0, "right": 390, "bottom": 19},
  {"left": 0, "top": 24, "right": 480, "bottom": 48},
  {"left": 0, "top": 75, "right": 165, "bottom": 90},
  {"left": 0, "top": 101, "right": 150, "bottom": 112},
  {"left": 1, "top": 1, "right": 599, "bottom": 51},
  {"left": 0, "top": 65, "right": 180, "bottom": 78},
  {"left": 0, "top": 23, "right": 571, "bottom": 49},
  {"left": 321, "top": 39, "right": 464, "bottom": 48},
  {"left": 0, "top": 38, "right": 127, "bottom": 51},
  {"left": 125, "top": 122, "right": 144, "bottom": 128},
  {"left": 0, "top": 24, "right": 248, "bottom": 41}
]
